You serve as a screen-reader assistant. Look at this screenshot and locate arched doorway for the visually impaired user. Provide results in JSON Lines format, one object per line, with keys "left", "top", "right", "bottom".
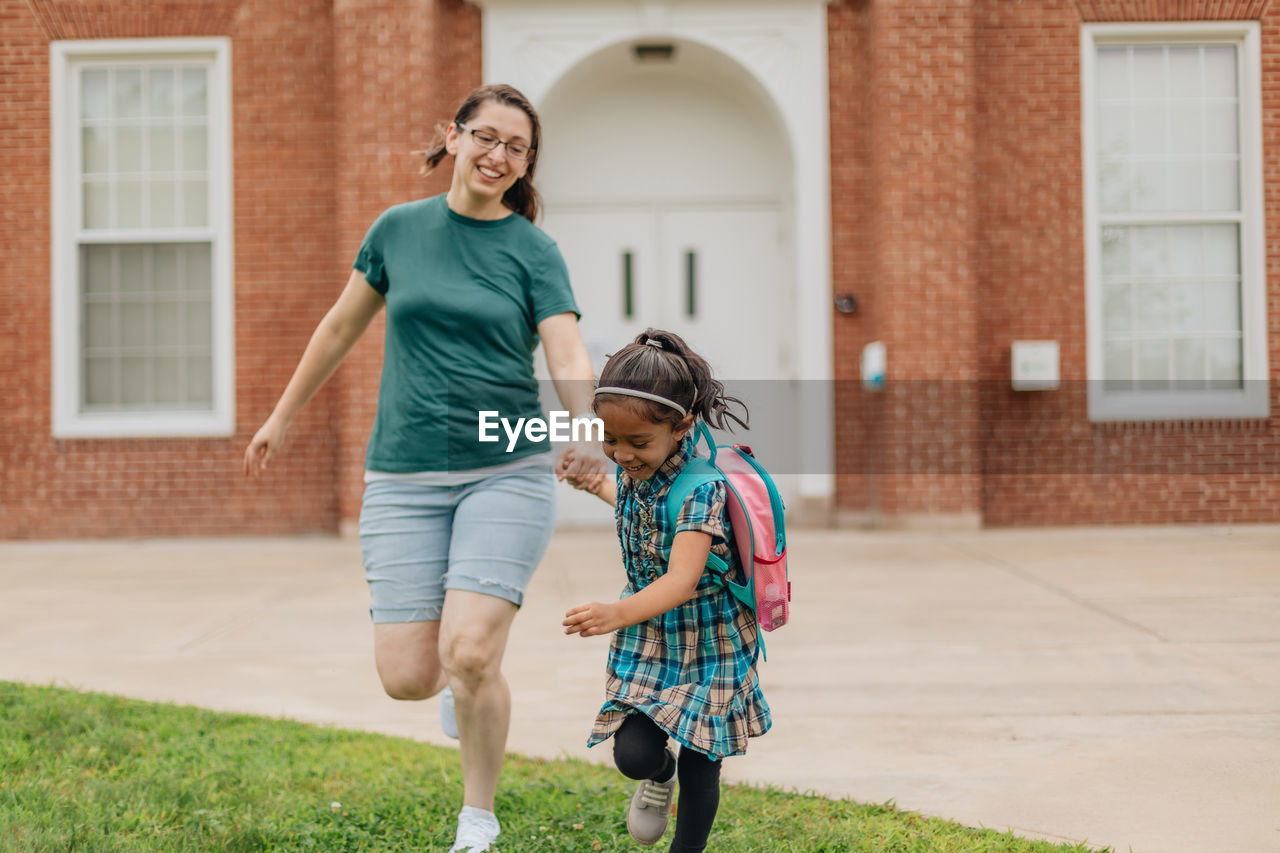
{"left": 538, "top": 39, "right": 792, "bottom": 379}
{"left": 476, "top": 0, "right": 833, "bottom": 525}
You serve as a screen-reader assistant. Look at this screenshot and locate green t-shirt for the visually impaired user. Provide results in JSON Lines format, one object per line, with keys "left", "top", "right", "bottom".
{"left": 353, "top": 194, "right": 579, "bottom": 472}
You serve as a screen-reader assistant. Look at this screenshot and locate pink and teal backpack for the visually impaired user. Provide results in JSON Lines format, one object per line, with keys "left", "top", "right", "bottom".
{"left": 662, "top": 422, "right": 790, "bottom": 648}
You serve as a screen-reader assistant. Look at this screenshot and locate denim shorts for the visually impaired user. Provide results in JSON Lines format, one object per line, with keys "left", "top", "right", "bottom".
{"left": 357, "top": 466, "right": 558, "bottom": 623}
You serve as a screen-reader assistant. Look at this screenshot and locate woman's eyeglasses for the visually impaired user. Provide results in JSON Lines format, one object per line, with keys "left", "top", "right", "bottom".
{"left": 456, "top": 122, "right": 534, "bottom": 161}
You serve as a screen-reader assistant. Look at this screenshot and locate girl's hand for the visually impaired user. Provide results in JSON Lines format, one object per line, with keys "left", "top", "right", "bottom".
{"left": 557, "top": 436, "right": 609, "bottom": 485}
{"left": 563, "top": 602, "right": 622, "bottom": 637}
{"left": 557, "top": 450, "right": 609, "bottom": 495}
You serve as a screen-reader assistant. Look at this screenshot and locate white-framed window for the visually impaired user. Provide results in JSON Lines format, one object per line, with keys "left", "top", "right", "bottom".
{"left": 51, "top": 38, "right": 233, "bottom": 437}
{"left": 1082, "top": 22, "right": 1267, "bottom": 421}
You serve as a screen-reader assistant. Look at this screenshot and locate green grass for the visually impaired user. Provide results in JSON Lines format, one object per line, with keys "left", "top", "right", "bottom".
{"left": 0, "top": 682, "right": 1108, "bottom": 852}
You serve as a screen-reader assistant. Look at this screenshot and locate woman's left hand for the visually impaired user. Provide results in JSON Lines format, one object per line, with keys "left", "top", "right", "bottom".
{"left": 563, "top": 601, "right": 622, "bottom": 637}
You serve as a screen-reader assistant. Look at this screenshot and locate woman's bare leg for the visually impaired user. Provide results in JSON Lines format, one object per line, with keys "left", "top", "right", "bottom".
{"left": 372, "top": 621, "right": 447, "bottom": 700}
{"left": 439, "top": 589, "right": 520, "bottom": 811}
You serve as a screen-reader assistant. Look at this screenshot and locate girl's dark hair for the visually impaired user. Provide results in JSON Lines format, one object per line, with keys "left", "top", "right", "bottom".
{"left": 594, "top": 328, "right": 749, "bottom": 432}
{"left": 416, "top": 84, "right": 543, "bottom": 223}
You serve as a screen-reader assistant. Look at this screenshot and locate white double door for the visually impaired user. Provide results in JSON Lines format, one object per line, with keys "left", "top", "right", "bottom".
{"left": 539, "top": 203, "right": 793, "bottom": 526}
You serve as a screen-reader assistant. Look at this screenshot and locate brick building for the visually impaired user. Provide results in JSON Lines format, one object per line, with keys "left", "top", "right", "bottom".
{"left": 1, "top": 0, "right": 1277, "bottom": 539}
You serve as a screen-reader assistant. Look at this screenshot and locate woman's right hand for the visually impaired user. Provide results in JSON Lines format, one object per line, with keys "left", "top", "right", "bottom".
{"left": 243, "top": 417, "right": 288, "bottom": 478}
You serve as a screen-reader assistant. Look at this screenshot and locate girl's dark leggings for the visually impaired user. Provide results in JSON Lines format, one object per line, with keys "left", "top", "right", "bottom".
{"left": 613, "top": 713, "right": 723, "bottom": 853}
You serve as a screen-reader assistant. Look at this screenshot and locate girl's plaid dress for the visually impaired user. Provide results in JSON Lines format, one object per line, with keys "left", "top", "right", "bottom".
{"left": 587, "top": 437, "right": 771, "bottom": 761}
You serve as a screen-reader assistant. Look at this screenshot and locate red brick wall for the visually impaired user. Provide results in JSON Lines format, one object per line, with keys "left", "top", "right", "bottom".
{"left": 1, "top": 0, "right": 338, "bottom": 539}
{"left": 0, "top": 0, "right": 479, "bottom": 538}
{"left": 973, "top": 0, "right": 1280, "bottom": 525}
{"left": 830, "top": 0, "right": 983, "bottom": 520}
{"left": 830, "top": 0, "right": 1280, "bottom": 525}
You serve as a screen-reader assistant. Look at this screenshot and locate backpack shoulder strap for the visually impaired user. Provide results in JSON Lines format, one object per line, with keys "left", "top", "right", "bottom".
{"left": 661, "top": 457, "right": 729, "bottom": 575}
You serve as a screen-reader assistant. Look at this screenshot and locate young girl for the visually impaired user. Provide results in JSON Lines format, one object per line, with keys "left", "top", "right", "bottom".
{"left": 561, "top": 329, "right": 771, "bottom": 852}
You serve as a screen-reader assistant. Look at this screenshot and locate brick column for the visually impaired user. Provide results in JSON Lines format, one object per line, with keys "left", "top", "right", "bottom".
{"left": 331, "top": 0, "right": 481, "bottom": 533}
{"left": 832, "top": 0, "right": 982, "bottom": 526}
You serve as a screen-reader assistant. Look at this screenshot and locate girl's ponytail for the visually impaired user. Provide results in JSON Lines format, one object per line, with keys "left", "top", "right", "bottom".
{"left": 595, "top": 328, "right": 749, "bottom": 432}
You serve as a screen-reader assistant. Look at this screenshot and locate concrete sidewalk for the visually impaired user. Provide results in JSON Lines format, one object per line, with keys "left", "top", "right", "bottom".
{"left": 2, "top": 525, "right": 1278, "bottom": 853}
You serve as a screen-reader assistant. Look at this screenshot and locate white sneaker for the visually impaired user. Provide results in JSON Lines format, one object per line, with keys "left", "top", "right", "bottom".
{"left": 440, "top": 685, "right": 459, "bottom": 740}
{"left": 450, "top": 806, "right": 500, "bottom": 852}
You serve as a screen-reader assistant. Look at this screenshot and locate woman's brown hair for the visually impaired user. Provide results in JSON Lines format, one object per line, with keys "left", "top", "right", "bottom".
{"left": 416, "top": 84, "right": 543, "bottom": 223}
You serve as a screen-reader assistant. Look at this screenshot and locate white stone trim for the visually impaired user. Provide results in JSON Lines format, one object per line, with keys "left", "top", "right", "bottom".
{"left": 50, "top": 37, "right": 235, "bottom": 438}
{"left": 478, "top": 0, "right": 833, "bottom": 495}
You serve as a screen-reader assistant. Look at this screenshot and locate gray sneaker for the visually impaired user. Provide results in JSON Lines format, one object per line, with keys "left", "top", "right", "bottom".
{"left": 626, "top": 773, "right": 676, "bottom": 845}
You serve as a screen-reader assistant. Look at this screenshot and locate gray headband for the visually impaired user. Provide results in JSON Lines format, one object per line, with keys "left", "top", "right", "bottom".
{"left": 593, "top": 386, "right": 687, "bottom": 417}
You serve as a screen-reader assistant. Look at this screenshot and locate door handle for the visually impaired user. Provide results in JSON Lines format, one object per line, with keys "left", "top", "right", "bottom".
{"left": 622, "top": 250, "right": 634, "bottom": 319}
{"left": 685, "top": 250, "right": 696, "bottom": 317}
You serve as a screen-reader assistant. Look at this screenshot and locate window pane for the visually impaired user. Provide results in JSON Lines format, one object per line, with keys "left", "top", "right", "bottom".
{"left": 1167, "top": 46, "right": 1202, "bottom": 97}
{"left": 1135, "top": 281, "right": 1169, "bottom": 333}
{"left": 82, "top": 245, "right": 115, "bottom": 295}
{"left": 1136, "top": 339, "right": 1170, "bottom": 382}
{"left": 1173, "top": 338, "right": 1205, "bottom": 380}
{"left": 182, "top": 180, "right": 208, "bottom": 227}
{"left": 115, "top": 69, "right": 143, "bottom": 119}
{"left": 81, "top": 69, "right": 110, "bottom": 120}
{"left": 83, "top": 180, "right": 112, "bottom": 229}
{"left": 1131, "top": 47, "right": 1165, "bottom": 99}
{"left": 1131, "top": 161, "right": 1167, "bottom": 211}
{"left": 1098, "top": 104, "right": 1130, "bottom": 157}
{"left": 1129, "top": 226, "right": 1167, "bottom": 276}
{"left": 149, "top": 181, "right": 177, "bottom": 227}
{"left": 1097, "top": 48, "right": 1130, "bottom": 98}
{"left": 1167, "top": 105, "right": 1201, "bottom": 157}
{"left": 149, "top": 126, "right": 176, "bottom": 171}
{"left": 77, "top": 242, "right": 215, "bottom": 413}
{"left": 1204, "top": 282, "right": 1241, "bottom": 332}
{"left": 181, "top": 68, "right": 207, "bottom": 117}
{"left": 84, "top": 302, "right": 115, "bottom": 350}
{"left": 153, "top": 245, "right": 180, "bottom": 291}
{"left": 1104, "top": 340, "right": 1134, "bottom": 383}
{"left": 119, "top": 301, "right": 148, "bottom": 347}
{"left": 1203, "top": 160, "right": 1240, "bottom": 211}
{"left": 181, "top": 126, "right": 208, "bottom": 172}
{"left": 185, "top": 244, "right": 212, "bottom": 292}
{"left": 154, "top": 301, "right": 182, "bottom": 346}
{"left": 1103, "top": 283, "right": 1132, "bottom": 333}
{"left": 115, "top": 126, "right": 143, "bottom": 173}
{"left": 116, "top": 180, "right": 144, "bottom": 228}
{"left": 148, "top": 68, "right": 176, "bottom": 118}
{"left": 1165, "top": 160, "right": 1201, "bottom": 211}
{"left": 1204, "top": 223, "right": 1240, "bottom": 274}
{"left": 1204, "top": 103, "right": 1238, "bottom": 155}
{"left": 82, "top": 127, "right": 110, "bottom": 174}
{"left": 154, "top": 357, "right": 183, "bottom": 404}
{"left": 1101, "top": 227, "right": 1130, "bottom": 275}
{"left": 1203, "top": 45, "right": 1237, "bottom": 96}
{"left": 1206, "top": 338, "right": 1242, "bottom": 383}
{"left": 1168, "top": 280, "right": 1201, "bottom": 332}
{"left": 117, "top": 246, "right": 147, "bottom": 294}
{"left": 186, "top": 356, "right": 213, "bottom": 405}
{"left": 1098, "top": 160, "right": 1129, "bottom": 212}
{"left": 185, "top": 301, "right": 212, "bottom": 348}
{"left": 84, "top": 357, "right": 116, "bottom": 406}
{"left": 120, "top": 357, "right": 148, "bottom": 404}
{"left": 1132, "top": 104, "right": 1165, "bottom": 157}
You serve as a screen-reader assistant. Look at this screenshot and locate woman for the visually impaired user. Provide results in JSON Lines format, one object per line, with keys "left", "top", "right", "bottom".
{"left": 244, "top": 84, "right": 605, "bottom": 853}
